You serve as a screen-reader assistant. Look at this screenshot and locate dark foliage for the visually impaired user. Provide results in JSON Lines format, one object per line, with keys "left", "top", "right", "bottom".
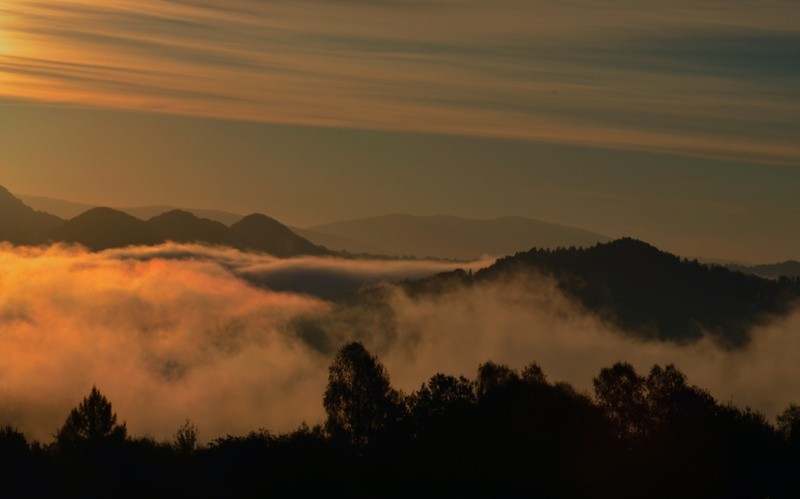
{"left": 323, "top": 341, "right": 405, "bottom": 448}
{"left": 4, "top": 346, "right": 800, "bottom": 497}
{"left": 506, "top": 239, "right": 797, "bottom": 346}
{"left": 450, "top": 238, "right": 799, "bottom": 347}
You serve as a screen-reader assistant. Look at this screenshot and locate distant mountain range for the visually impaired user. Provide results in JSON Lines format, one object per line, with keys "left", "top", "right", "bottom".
{"left": 726, "top": 261, "right": 800, "bottom": 280}
{"left": 0, "top": 188, "right": 64, "bottom": 245}
{"left": 301, "top": 214, "right": 612, "bottom": 259}
{"left": 1, "top": 187, "right": 330, "bottom": 257}
{"left": 6, "top": 185, "right": 800, "bottom": 348}
{"left": 19, "top": 193, "right": 614, "bottom": 259}
{"left": 18, "top": 194, "right": 244, "bottom": 226}
{"left": 12, "top": 190, "right": 799, "bottom": 273}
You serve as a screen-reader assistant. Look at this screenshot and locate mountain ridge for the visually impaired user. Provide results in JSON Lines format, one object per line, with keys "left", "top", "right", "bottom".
{"left": 398, "top": 237, "right": 800, "bottom": 348}
{"left": 1, "top": 188, "right": 330, "bottom": 257}
{"left": 308, "top": 213, "right": 612, "bottom": 259}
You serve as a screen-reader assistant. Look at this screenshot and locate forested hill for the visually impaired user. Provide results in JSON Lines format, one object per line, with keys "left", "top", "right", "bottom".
{"left": 404, "top": 238, "right": 800, "bottom": 348}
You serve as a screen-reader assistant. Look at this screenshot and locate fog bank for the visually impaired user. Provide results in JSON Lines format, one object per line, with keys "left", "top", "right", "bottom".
{"left": 1, "top": 243, "right": 798, "bottom": 443}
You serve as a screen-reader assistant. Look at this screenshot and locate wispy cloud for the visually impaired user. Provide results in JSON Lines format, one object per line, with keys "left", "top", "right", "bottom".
{"left": 0, "top": 0, "right": 797, "bottom": 163}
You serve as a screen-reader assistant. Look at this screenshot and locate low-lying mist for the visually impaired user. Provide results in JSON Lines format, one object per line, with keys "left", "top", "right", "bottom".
{"left": 0, "top": 242, "right": 798, "bottom": 443}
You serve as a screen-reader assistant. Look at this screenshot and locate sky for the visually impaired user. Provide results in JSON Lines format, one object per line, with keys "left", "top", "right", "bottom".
{"left": 1, "top": 0, "right": 799, "bottom": 262}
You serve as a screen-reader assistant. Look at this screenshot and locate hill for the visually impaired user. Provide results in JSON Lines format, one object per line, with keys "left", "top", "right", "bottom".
{"left": 17, "top": 193, "right": 244, "bottom": 226}
{"left": 307, "top": 214, "right": 611, "bottom": 259}
{"left": 16, "top": 194, "right": 95, "bottom": 220}
{"left": 394, "top": 238, "right": 800, "bottom": 348}
{"left": 48, "top": 207, "right": 162, "bottom": 250}
{"left": 231, "top": 214, "right": 330, "bottom": 258}
{"left": 2, "top": 187, "right": 330, "bottom": 257}
{"left": 322, "top": 238, "right": 800, "bottom": 349}
{"left": 147, "top": 210, "right": 242, "bottom": 248}
{"left": 0, "top": 186, "right": 65, "bottom": 245}
{"left": 124, "top": 206, "right": 243, "bottom": 226}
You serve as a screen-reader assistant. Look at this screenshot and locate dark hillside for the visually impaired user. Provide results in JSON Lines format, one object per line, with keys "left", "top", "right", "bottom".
{"left": 473, "top": 238, "right": 800, "bottom": 346}
{"left": 147, "top": 210, "right": 242, "bottom": 247}
{"left": 48, "top": 207, "right": 161, "bottom": 250}
{"left": 0, "top": 186, "right": 63, "bottom": 245}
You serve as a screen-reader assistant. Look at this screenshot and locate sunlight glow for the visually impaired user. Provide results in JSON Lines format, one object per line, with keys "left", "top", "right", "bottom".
{"left": 0, "top": 0, "right": 797, "bottom": 164}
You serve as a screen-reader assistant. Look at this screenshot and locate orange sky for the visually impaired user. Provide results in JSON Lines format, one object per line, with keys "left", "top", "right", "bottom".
{"left": 1, "top": 0, "right": 799, "bottom": 262}
{"left": 1, "top": 0, "right": 798, "bottom": 163}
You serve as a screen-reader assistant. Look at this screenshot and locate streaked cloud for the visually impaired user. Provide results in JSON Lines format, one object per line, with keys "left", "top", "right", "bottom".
{"left": 0, "top": 0, "right": 797, "bottom": 163}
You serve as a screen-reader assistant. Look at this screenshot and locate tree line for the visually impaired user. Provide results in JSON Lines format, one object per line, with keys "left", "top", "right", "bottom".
{"left": 3, "top": 342, "right": 800, "bottom": 497}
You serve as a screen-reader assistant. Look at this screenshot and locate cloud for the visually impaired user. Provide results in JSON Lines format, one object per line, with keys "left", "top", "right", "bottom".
{"left": 358, "top": 277, "right": 800, "bottom": 424}
{"left": 105, "top": 243, "right": 494, "bottom": 299}
{"left": 0, "top": 243, "right": 488, "bottom": 442}
{"left": 1, "top": 242, "right": 799, "bottom": 445}
{"left": 0, "top": 0, "right": 798, "bottom": 163}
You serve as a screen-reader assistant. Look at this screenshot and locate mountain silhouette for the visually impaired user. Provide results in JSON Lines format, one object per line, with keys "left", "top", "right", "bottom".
{"left": 306, "top": 214, "right": 611, "bottom": 259}
{"left": 231, "top": 214, "right": 330, "bottom": 258}
{"left": 292, "top": 226, "right": 390, "bottom": 255}
{"left": 126, "top": 206, "right": 243, "bottom": 226}
{"left": 16, "top": 194, "right": 95, "bottom": 220}
{"left": 0, "top": 186, "right": 65, "bottom": 245}
{"left": 48, "top": 207, "right": 162, "bottom": 250}
{"left": 1, "top": 187, "right": 330, "bottom": 257}
{"left": 147, "top": 210, "right": 241, "bottom": 248}
{"left": 18, "top": 193, "right": 245, "bottom": 226}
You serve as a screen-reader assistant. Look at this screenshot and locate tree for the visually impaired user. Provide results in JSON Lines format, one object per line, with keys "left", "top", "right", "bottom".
{"left": 323, "top": 342, "right": 402, "bottom": 447}
{"left": 474, "top": 361, "right": 520, "bottom": 401}
{"left": 55, "top": 386, "right": 127, "bottom": 451}
{"left": 409, "top": 373, "right": 475, "bottom": 436}
{"left": 412, "top": 373, "right": 475, "bottom": 417}
{"left": 778, "top": 404, "right": 800, "bottom": 446}
{"left": 521, "top": 362, "right": 547, "bottom": 385}
{"left": 645, "top": 363, "right": 715, "bottom": 429}
{"left": 593, "top": 362, "right": 647, "bottom": 441}
{"left": 173, "top": 419, "right": 199, "bottom": 454}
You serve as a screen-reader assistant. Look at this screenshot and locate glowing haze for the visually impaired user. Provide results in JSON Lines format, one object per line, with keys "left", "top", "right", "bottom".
{"left": 1, "top": 0, "right": 799, "bottom": 448}
{"left": 1, "top": 243, "right": 799, "bottom": 443}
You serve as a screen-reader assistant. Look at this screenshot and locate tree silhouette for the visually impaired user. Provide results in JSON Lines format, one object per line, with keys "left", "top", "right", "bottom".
{"left": 593, "top": 362, "right": 648, "bottom": 441}
{"left": 474, "top": 361, "right": 520, "bottom": 401}
{"left": 173, "top": 419, "right": 199, "bottom": 454}
{"left": 323, "top": 342, "right": 402, "bottom": 447}
{"left": 778, "top": 404, "right": 800, "bottom": 444}
{"left": 55, "top": 386, "right": 127, "bottom": 451}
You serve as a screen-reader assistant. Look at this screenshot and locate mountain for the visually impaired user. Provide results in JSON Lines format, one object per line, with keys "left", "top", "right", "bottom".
{"left": 48, "top": 207, "right": 162, "bottom": 250}
{"left": 123, "top": 206, "right": 243, "bottom": 226}
{"left": 17, "top": 194, "right": 95, "bottom": 220}
{"left": 726, "top": 261, "right": 800, "bottom": 280}
{"left": 0, "top": 186, "right": 65, "bottom": 244}
{"left": 47, "top": 208, "right": 332, "bottom": 256}
{"left": 147, "top": 210, "right": 242, "bottom": 247}
{"left": 307, "top": 214, "right": 611, "bottom": 259}
{"left": 2, "top": 187, "right": 330, "bottom": 257}
{"left": 291, "top": 227, "right": 390, "bottom": 256}
{"left": 18, "top": 193, "right": 244, "bottom": 226}
{"left": 400, "top": 238, "right": 800, "bottom": 348}
{"left": 231, "top": 214, "right": 330, "bottom": 258}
